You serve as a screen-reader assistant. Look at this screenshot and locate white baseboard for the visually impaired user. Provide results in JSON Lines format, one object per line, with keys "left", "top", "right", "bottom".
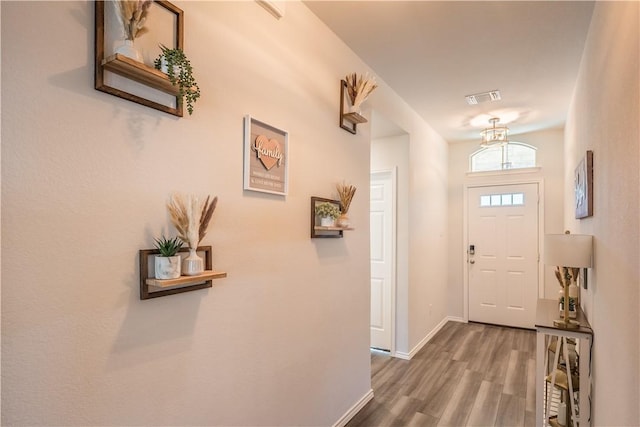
{"left": 394, "top": 350, "right": 412, "bottom": 360}
{"left": 394, "top": 316, "right": 455, "bottom": 360}
{"left": 447, "top": 315, "right": 467, "bottom": 323}
{"left": 332, "top": 389, "right": 374, "bottom": 427}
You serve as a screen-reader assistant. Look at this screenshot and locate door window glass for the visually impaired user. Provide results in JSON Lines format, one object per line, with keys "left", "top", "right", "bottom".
{"left": 479, "top": 192, "right": 525, "bottom": 207}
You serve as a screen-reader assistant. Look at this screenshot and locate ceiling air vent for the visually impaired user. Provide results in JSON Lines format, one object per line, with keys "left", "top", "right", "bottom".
{"left": 465, "top": 90, "right": 501, "bottom": 105}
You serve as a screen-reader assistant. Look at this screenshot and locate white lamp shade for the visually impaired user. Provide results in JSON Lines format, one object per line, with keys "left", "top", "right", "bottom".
{"left": 544, "top": 234, "right": 593, "bottom": 268}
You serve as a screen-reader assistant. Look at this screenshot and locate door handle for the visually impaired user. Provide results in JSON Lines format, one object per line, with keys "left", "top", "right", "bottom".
{"left": 469, "top": 259, "right": 475, "bottom": 264}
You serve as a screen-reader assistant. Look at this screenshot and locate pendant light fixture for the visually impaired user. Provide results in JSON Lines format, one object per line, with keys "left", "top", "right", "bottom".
{"left": 480, "top": 117, "right": 509, "bottom": 147}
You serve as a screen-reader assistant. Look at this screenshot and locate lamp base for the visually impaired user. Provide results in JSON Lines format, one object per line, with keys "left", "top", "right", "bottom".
{"left": 553, "top": 318, "right": 580, "bottom": 329}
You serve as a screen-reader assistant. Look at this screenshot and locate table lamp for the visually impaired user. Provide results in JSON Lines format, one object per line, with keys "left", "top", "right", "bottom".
{"left": 544, "top": 232, "right": 593, "bottom": 328}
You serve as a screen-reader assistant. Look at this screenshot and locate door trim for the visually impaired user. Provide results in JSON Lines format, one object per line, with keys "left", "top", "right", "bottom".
{"left": 370, "top": 169, "right": 397, "bottom": 356}
{"left": 463, "top": 178, "right": 545, "bottom": 323}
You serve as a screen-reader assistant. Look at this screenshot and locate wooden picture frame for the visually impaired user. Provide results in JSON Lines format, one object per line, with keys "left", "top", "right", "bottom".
{"left": 574, "top": 150, "right": 593, "bottom": 219}
{"left": 243, "top": 115, "right": 289, "bottom": 196}
{"left": 95, "top": 0, "right": 185, "bottom": 116}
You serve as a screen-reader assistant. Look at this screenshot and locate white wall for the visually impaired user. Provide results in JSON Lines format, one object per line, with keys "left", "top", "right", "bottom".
{"left": 447, "top": 129, "right": 565, "bottom": 318}
{"left": 1, "top": 1, "right": 450, "bottom": 425}
{"left": 371, "top": 133, "right": 409, "bottom": 353}
{"left": 367, "top": 98, "right": 449, "bottom": 355}
{"left": 565, "top": 2, "right": 639, "bottom": 424}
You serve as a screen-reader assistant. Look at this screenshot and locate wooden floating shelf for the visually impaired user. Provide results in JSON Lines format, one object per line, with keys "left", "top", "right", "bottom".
{"left": 146, "top": 270, "right": 227, "bottom": 288}
{"left": 342, "top": 112, "right": 368, "bottom": 124}
{"left": 314, "top": 226, "right": 355, "bottom": 231}
{"left": 102, "top": 53, "right": 179, "bottom": 96}
{"left": 139, "top": 246, "right": 226, "bottom": 300}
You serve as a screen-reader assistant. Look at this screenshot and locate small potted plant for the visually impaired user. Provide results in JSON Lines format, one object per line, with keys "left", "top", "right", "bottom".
{"left": 153, "top": 236, "right": 183, "bottom": 279}
{"left": 315, "top": 202, "right": 340, "bottom": 227}
{"left": 154, "top": 44, "right": 201, "bottom": 115}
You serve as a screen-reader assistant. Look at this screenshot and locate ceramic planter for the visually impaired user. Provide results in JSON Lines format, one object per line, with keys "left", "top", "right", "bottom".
{"left": 155, "top": 255, "right": 181, "bottom": 279}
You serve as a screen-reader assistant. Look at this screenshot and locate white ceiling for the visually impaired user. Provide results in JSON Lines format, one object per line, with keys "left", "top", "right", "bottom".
{"left": 304, "top": 1, "right": 595, "bottom": 142}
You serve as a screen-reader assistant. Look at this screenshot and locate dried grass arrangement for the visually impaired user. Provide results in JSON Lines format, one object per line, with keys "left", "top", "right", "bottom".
{"left": 167, "top": 193, "right": 218, "bottom": 249}
{"left": 336, "top": 182, "right": 356, "bottom": 214}
{"left": 115, "top": 0, "right": 152, "bottom": 41}
{"left": 554, "top": 266, "right": 579, "bottom": 289}
{"left": 345, "top": 73, "right": 378, "bottom": 110}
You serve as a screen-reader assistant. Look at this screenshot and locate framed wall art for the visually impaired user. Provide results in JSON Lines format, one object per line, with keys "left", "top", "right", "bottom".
{"left": 243, "top": 116, "right": 289, "bottom": 196}
{"left": 574, "top": 150, "right": 593, "bottom": 219}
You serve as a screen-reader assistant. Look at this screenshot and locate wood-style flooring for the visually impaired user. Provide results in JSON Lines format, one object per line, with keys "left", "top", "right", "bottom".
{"left": 347, "top": 321, "right": 536, "bottom": 427}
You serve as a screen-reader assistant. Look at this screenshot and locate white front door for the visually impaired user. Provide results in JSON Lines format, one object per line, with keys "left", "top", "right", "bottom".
{"left": 370, "top": 171, "right": 394, "bottom": 351}
{"left": 468, "top": 183, "right": 539, "bottom": 329}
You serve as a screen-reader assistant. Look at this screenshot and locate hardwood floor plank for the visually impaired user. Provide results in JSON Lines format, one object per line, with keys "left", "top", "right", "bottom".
{"left": 513, "top": 328, "right": 536, "bottom": 353}
{"left": 467, "top": 325, "right": 501, "bottom": 373}
{"left": 465, "top": 380, "right": 503, "bottom": 427}
{"left": 405, "top": 356, "right": 450, "bottom": 400}
{"left": 495, "top": 393, "right": 526, "bottom": 427}
{"left": 452, "top": 329, "right": 483, "bottom": 362}
{"left": 525, "top": 357, "right": 536, "bottom": 413}
{"left": 429, "top": 322, "right": 469, "bottom": 353}
{"left": 389, "top": 395, "right": 425, "bottom": 427}
{"left": 347, "top": 395, "right": 397, "bottom": 427}
{"left": 437, "top": 369, "right": 484, "bottom": 426}
{"left": 349, "top": 322, "right": 536, "bottom": 427}
{"left": 525, "top": 410, "right": 536, "bottom": 426}
{"left": 414, "top": 340, "right": 449, "bottom": 361}
{"left": 418, "top": 360, "right": 468, "bottom": 418}
{"left": 407, "top": 411, "right": 439, "bottom": 427}
{"left": 503, "top": 350, "right": 529, "bottom": 397}
{"left": 483, "top": 327, "right": 514, "bottom": 385}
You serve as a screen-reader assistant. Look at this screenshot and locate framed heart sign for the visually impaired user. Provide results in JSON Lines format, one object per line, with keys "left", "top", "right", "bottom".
{"left": 243, "top": 115, "right": 289, "bottom": 196}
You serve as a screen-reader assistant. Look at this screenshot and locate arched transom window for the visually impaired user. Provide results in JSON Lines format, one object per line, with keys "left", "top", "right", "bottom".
{"left": 470, "top": 142, "right": 537, "bottom": 172}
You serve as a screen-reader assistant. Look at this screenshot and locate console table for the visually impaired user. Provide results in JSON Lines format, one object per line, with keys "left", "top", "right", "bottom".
{"left": 535, "top": 299, "right": 593, "bottom": 427}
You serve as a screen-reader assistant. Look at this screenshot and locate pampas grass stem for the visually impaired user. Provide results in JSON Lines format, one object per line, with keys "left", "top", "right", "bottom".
{"left": 336, "top": 182, "right": 356, "bottom": 214}
{"left": 167, "top": 193, "right": 218, "bottom": 249}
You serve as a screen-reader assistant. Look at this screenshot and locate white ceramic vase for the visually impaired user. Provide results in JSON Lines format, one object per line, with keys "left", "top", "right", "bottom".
{"left": 115, "top": 39, "right": 142, "bottom": 62}
{"left": 182, "top": 248, "right": 204, "bottom": 276}
{"left": 155, "top": 255, "right": 181, "bottom": 279}
{"left": 348, "top": 104, "right": 362, "bottom": 115}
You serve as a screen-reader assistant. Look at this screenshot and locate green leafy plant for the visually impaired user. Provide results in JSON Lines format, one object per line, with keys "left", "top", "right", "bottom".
{"left": 315, "top": 202, "right": 340, "bottom": 219}
{"left": 153, "top": 236, "right": 183, "bottom": 257}
{"left": 154, "top": 44, "right": 201, "bottom": 115}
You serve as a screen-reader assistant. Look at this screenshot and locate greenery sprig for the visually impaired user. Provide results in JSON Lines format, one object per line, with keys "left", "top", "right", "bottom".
{"left": 154, "top": 44, "right": 201, "bottom": 115}
{"left": 315, "top": 202, "right": 340, "bottom": 220}
{"left": 153, "top": 236, "right": 183, "bottom": 257}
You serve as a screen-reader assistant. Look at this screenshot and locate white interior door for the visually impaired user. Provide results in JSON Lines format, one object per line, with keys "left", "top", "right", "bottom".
{"left": 370, "top": 171, "right": 394, "bottom": 351}
{"left": 468, "top": 183, "right": 539, "bottom": 329}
